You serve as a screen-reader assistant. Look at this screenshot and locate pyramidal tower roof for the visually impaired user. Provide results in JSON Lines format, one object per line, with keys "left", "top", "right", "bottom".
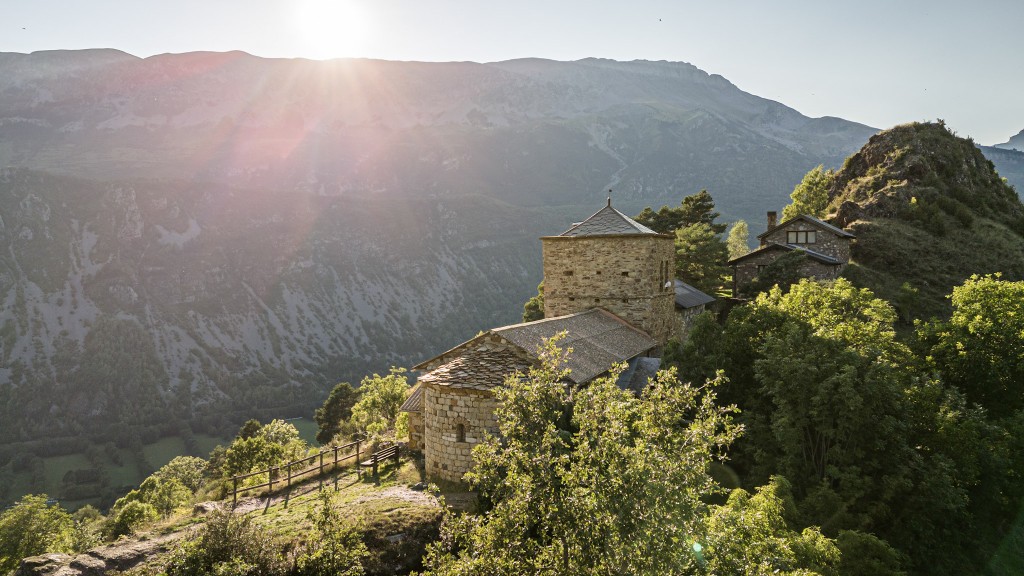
{"left": 558, "top": 199, "right": 662, "bottom": 237}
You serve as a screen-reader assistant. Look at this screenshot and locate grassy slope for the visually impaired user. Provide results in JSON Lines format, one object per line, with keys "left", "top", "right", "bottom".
{"left": 827, "top": 122, "right": 1024, "bottom": 321}
{"left": 119, "top": 459, "right": 444, "bottom": 576}
{"left": 844, "top": 216, "right": 1024, "bottom": 321}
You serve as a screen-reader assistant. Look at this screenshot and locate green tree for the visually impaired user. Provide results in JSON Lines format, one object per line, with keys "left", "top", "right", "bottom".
{"left": 236, "top": 419, "right": 262, "bottom": 440}
{"left": 702, "top": 477, "right": 840, "bottom": 575}
{"left": 294, "top": 490, "right": 368, "bottom": 576}
{"left": 222, "top": 420, "right": 308, "bottom": 477}
{"left": 675, "top": 222, "right": 729, "bottom": 294}
{"left": 782, "top": 165, "right": 834, "bottom": 220}
{"left": 315, "top": 382, "right": 360, "bottom": 445}
{"left": 154, "top": 456, "right": 208, "bottom": 493}
{"left": 0, "top": 495, "right": 76, "bottom": 574}
{"left": 835, "top": 530, "right": 905, "bottom": 576}
{"left": 349, "top": 368, "right": 410, "bottom": 439}
{"left": 423, "top": 340, "right": 747, "bottom": 575}
{"left": 635, "top": 189, "right": 727, "bottom": 235}
{"left": 149, "top": 477, "right": 193, "bottom": 517}
{"left": 921, "top": 274, "right": 1024, "bottom": 418}
{"left": 727, "top": 219, "right": 750, "bottom": 259}
{"left": 522, "top": 281, "right": 544, "bottom": 322}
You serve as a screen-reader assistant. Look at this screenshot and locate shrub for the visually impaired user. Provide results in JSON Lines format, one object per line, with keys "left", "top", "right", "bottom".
{"left": 0, "top": 495, "right": 76, "bottom": 574}
{"left": 294, "top": 490, "right": 367, "bottom": 576}
{"left": 108, "top": 501, "right": 159, "bottom": 538}
{"left": 164, "top": 510, "right": 287, "bottom": 576}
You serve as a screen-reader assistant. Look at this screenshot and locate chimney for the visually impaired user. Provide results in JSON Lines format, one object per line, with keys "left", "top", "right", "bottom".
{"left": 767, "top": 211, "right": 777, "bottom": 230}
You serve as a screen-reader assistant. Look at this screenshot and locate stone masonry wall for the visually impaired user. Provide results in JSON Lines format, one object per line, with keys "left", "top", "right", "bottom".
{"left": 423, "top": 385, "right": 499, "bottom": 483}
{"left": 733, "top": 249, "right": 841, "bottom": 296}
{"left": 675, "top": 305, "right": 706, "bottom": 342}
{"left": 761, "top": 220, "right": 851, "bottom": 262}
{"left": 407, "top": 412, "right": 424, "bottom": 451}
{"left": 542, "top": 235, "right": 676, "bottom": 345}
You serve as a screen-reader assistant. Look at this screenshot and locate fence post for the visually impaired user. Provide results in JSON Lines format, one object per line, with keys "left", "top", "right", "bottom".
{"left": 356, "top": 441, "right": 361, "bottom": 478}
{"left": 232, "top": 476, "right": 238, "bottom": 508}
{"left": 333, "top": 445, "right": 339, "bottom": 470}
{"left": 393, "top": 444, "right": 400, "bottom": 468}
{"left": 287, "top": 463, "right": 292, "bottom": 490}
{"left": 372, "top": 453, "right": 379, "bottom": 477}
{"left": 268, "top": 467, "right": 274, "bottom": 494}
{"left": 319, "top": 451, "right": 325, "bottom": 476}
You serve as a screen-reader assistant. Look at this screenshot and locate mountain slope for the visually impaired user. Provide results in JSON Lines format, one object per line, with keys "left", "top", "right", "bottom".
{"left": 0, "top": 167, "right": 564, "bottom": 442}
{"left": 994, "top": 128, "right": 1024, "bottom": 151}
{"left": 828, "top": 122, "right": 1024, "bottom": 320}
{"left": 2, "top": 52, "right": 1021, "bottom": 448}
{"left": 0, "top": 51, "right": 878, "bottom": 226}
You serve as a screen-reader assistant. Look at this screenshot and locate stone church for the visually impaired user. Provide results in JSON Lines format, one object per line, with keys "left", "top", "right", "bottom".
{"left": 402, "top": 200, "right": 712, "bottom": 482}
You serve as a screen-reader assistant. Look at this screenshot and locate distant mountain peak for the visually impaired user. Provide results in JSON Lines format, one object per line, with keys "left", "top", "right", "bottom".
{"left": 994, "top": 128, "right": 1024, "bottom": 151}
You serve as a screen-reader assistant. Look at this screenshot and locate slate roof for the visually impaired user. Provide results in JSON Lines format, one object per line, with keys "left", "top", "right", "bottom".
{"left": 493, "top": 309, "right": 657, "bottom": 384}
{"left": 416, "top": 345, "right": 533, "bottom": 392}
{"left": 400, "top": 384, "right": 423, "bottom": 412}
{"left": 728, "top": 242, "right": 843, "bottom": 266}
{"left": 674, "top": 279, "right": 715, "bottom": 309}
{"left": 557, "top": 200, "right": 663, "bottom": 237}
{"left": 614, "top": 356, "right": 662, "bottom": 395}
{"left": 758, "top": 214, "right": 856, "bottom": 240}
{"left": 412, "top": 308, "right": 659, "bottom": 396}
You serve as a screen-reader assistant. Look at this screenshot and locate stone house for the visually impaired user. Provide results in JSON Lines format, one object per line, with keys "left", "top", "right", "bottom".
{"left": 729, "top": 211, "right": 855, "bottom": 295}
{"left": 674, "top": 279, "right": 715, "bottom": 340}
{"left": 402, "top": 200, "right": 708, "bottom": 483}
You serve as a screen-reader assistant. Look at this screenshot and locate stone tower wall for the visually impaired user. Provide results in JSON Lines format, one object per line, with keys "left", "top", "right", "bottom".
{"left": 541, "top": 235, "right": 676, "bottom": 345}
{"left": 422, "top": 385, "right": 499, "bottom": 483}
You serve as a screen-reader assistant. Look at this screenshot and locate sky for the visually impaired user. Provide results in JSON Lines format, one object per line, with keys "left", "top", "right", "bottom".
{"left": 2, "top": 0, "right": 1021, "bottom": 145}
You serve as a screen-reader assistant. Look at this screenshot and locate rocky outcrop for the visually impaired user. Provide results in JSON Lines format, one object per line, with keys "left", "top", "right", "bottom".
{"left": 17, "top": 534, "right": 180, "bottom": 576}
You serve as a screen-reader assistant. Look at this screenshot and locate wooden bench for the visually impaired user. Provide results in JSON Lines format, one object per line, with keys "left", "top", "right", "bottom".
{"left": 359, "top": 444, "right": 400, "bottom": 476}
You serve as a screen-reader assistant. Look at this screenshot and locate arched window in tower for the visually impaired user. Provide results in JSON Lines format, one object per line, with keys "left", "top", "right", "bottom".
{"left": 455, "top": 423, "right": 466, "bottom": 443}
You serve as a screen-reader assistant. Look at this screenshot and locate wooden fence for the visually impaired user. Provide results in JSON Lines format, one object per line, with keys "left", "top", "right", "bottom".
{"left": 229, "top": 440, "right": 401, "bottom": 507}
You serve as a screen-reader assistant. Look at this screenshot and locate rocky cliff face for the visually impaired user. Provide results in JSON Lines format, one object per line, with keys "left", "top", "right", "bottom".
{"left": 0, "top": 167, "right": 556, "bottom": 440}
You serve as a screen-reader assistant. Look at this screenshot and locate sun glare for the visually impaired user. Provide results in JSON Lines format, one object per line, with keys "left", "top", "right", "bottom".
{"left": 292, "top": 0, "right": 372, "bottom": 59}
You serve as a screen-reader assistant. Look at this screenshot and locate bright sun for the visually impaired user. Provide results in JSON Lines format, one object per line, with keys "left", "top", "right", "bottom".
{"left": 293, "top": 0, "right": 372, "bottom": 59}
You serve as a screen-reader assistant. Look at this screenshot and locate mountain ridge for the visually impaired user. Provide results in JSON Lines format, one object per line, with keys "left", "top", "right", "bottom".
{"left": 1, "top": 51, "right": 1022, "bottom": 451}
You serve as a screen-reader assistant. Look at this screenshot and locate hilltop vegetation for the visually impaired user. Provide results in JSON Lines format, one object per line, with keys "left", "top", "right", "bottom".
{"left": 824, "top": 122, "right": 1024, "bottom": 319}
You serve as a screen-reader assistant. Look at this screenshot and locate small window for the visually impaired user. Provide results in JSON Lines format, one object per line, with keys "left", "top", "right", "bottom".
{"left": 564, "top": 270, "right": 574, "bottom": 276}
{"left": 786, "top": 230, "right": 817, "bottom": 244}
{"left": 455, "top": 423, "right": 466, "bottom": 443}
{"left": 621, "top": 271, "right": 629, "bottom": 277}
{"left": 757, "top": 264, "right": 767, "bottom": 274}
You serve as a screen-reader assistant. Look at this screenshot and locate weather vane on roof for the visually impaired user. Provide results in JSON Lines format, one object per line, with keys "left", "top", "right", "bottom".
{"left": 607, "top": 188, "right": 612, "bottom": 207}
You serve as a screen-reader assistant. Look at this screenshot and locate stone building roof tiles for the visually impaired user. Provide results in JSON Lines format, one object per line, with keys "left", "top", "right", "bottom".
{"left": 728, "top": 242, "right": 843, "bottom": 266}
{"left": 556, "top": 200, "right": 662, "bottom": 237}
{"left": 400, "top": 384, "right": 423, "bottom": 412}
{"left": 411, "top": 308, "right": 659, "bottom": 399}
{"left": 416, "top": 345, "right": 532, "bottom": 392}
{"left": 758, "top": 214, "right": 856, "bottom": 240}
{"left": 493, "top": 308, "right": 657, "bottom": 384}
{"left": 674, "top": 279, "right": 715, "bottom": 309}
